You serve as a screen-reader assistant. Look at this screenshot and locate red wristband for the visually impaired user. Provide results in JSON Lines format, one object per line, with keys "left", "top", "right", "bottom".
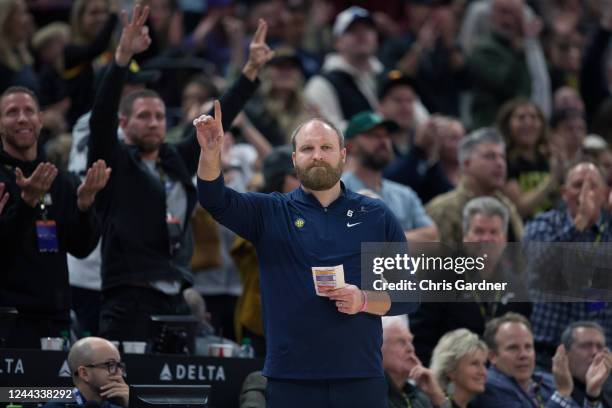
{"left": 359, "top": 290, "right": 368, "bottom": 313}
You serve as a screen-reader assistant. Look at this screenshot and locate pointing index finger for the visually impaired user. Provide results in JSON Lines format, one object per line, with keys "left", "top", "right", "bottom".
{"left": 252, "top": 19, "right": 267, "bottom": 45}
{"left": 214, "top": 100, "right": 222, "bottom": 125}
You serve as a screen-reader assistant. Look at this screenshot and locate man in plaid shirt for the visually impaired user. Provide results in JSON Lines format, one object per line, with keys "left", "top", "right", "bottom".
{"left": 523, "top": 162, "right": 612, "bottom": 370}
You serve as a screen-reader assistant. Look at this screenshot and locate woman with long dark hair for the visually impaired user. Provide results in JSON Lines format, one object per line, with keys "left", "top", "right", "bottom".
{"left": 497, "top": 98, "right": 562, "bottom": 219}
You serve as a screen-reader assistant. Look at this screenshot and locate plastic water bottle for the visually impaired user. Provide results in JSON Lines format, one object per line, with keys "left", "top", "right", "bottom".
{"left": 60, "top": 330, "right": 71, "bottom": 351}
{"left": 239, "top": 337, "right": 255, "bottom": 358}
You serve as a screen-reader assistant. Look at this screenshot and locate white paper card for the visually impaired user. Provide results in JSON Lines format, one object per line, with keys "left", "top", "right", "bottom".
{"left": 312, "top": 264, "right": 346, "bottom": 295}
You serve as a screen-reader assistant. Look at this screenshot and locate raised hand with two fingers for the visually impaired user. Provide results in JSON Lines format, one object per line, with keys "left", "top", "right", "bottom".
{"left": 242, "top": 19, "right": 275, "bottom": 80}
{"left": 115, "top": 4, "right": 152, "bottom": 66}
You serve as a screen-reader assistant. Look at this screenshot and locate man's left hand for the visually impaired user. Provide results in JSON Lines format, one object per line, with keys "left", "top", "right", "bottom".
{"left": 77, "top": 160, "right": 112, "bottom": 211}
{"left": 100, "top": 374, "right": 129, "bottom": 408}
{"left": 586, "top": 349, "right": 612, "bottom": 398}
{"left": 321, "top": 284, "right": 364, "bottom": 315}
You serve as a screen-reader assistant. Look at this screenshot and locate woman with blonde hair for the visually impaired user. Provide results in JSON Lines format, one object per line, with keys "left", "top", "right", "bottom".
{"left": 0, "top": 0, "right": 38, "bottom": 94}
{"left": 430, "top": 329, "right": 488, "bottom": 408}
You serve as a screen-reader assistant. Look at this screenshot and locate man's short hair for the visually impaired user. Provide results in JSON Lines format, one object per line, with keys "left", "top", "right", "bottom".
{"left": 119, "top": 89, "right": 163, "bottom": 118}
{"left": 483, "top": 312, "right": 531, "bottom": 352}
{"left": 565, "top": 161, "right": 607, "bottom": 186}
{"left": 381, "top": 315, "right": 408, "bottom": 341}
{"left": 457, "top": 127, "right": 505, "bottom": 168}
{"left": 290, "top": 118, "right": 345, "bottom": 152}
{"left": 560, "top": 321, "right": 605, "bottom": 351}
{"left": 0, "top": 86, "right": 40, "bottom": 112}
{"left": 462, "top": 196, "right": 509, "bottom": 235}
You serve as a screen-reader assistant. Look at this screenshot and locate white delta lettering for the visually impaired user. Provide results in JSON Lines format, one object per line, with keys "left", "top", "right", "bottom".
{"left": 1, "top": 358, "right": 25, "bottom": 374}
{"left": 175, "top": 364, "right": 226, "bottom": 381}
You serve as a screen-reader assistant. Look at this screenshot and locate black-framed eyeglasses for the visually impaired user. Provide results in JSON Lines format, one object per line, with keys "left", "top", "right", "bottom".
{"left": 75, "top": 360, "right": 126, "bottom": 376}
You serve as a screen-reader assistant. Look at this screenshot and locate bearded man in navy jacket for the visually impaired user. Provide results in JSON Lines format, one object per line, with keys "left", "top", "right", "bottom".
{"left": 195, "top": 100, "right": 417, "bottom": 407}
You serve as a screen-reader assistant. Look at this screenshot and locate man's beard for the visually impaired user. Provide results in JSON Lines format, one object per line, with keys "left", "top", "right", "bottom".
{"left": 296, "top": 159, "right": 343, "bottom": 191}
{"left": 359, "top": 150, "right": 390, "bottom": 171}
{"left": 134, "top": 136, "right": 161, "bottom": 153}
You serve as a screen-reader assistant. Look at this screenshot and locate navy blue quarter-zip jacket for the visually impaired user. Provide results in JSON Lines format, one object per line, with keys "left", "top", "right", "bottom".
{"left": 198, "top": 174, "right": 417, "bottom": 379}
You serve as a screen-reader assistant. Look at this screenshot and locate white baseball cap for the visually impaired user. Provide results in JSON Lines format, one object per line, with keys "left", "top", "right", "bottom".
{"left": 332, "top": 6, "right": 375, "bottom": 37}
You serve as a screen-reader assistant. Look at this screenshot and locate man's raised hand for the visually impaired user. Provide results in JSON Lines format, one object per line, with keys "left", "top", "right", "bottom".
{"left": 242, "top": 19, "right": 275, "bottom": 80}
{"left": 115, "top": 4, "right": 151, "bottom": 66}
{"left": 77, "top": 160, "right": 112, "bottom": 211}
{"left": 194, "top": 100, "right": 224, "bottom": 154}
{"left": 552, "top": 345, "right": 573, "bottom": 397}
{"left": 195, "top": 101, "right": 225, "bottom": 180}
{"left": 585, "top": 349, "right": 612, "bottom": 398}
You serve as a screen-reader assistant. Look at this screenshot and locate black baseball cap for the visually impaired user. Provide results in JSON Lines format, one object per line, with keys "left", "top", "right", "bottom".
{"left": 378, "top": 70, "right": 418, "bottom": 100}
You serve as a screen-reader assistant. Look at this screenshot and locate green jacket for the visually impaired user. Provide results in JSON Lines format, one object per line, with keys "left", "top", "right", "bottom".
{"left": 468, "top": 33, "right": 531, "bottom": 129}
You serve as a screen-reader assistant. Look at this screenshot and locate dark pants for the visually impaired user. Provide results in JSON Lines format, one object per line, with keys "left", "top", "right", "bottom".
{"left": 4, "top": 313, "right": 69, "bottom": 349}
{"left": 203, "top": 294, "right": 237, "bottom": 340}
{"left": 266, "top": 377, "right": 387, "bottom": 408}
{"left": 99, "top": 286, "right": 189, "bottom": 342}
{"left": 71, "top": 286, "right": 101, "bottom": 336}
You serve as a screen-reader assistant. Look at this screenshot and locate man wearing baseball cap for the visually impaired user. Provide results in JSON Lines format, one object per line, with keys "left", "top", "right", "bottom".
{"left": 342, "top": 111, "right": 438, "bottom": 243}
{"left": 305, "top": 6, "right": 382, "bottom": 131}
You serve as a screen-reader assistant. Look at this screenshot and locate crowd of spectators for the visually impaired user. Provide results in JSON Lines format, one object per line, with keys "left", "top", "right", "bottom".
{"left": 2, "top": 0, "right": 612, "bottom": 405}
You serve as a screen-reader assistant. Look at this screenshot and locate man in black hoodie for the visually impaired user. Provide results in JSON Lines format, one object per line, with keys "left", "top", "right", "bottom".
{"left": 0, "top": 86, "right": 110, "bottom": 348}
{"left": 88, "top": 5, "right": 271, "bottom": 340}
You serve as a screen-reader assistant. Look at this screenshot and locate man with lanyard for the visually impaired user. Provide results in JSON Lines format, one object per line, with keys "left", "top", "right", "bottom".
{"left": 195, "top": 101, "right": 417, "bottom": 406}
{"left": 409, "top": 196, "right": 531, "bottom": 365}
{"left": 523, "top": 162, "right": 612, "bottom": 370}
{"left": 0, "top": 85, "right": 110, "bottom": 348}
{"left": 43, "top": 337, "right": 128, "bottom": 408}
{"left": 474, "top": 312, "right": 608, "bottom": 408}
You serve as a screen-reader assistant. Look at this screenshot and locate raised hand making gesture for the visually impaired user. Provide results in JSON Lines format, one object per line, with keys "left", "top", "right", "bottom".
{"left": 242, "top": 19, "right": 275, "bottom": 81}
{"left": 194, "top": 100, "right": 224, "bottom": 180}
{"left": 115, "top": 4, "right": 151, "bottom": 66}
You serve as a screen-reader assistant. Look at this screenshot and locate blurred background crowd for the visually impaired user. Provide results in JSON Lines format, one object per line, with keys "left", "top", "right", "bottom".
{"left": 3, "top": 0, "right": 612, "bottom": 405}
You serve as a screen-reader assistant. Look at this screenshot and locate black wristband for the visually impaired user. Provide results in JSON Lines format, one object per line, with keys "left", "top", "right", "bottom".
{"left": 586, "top": 393, "right": 602, "bottom": 402}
